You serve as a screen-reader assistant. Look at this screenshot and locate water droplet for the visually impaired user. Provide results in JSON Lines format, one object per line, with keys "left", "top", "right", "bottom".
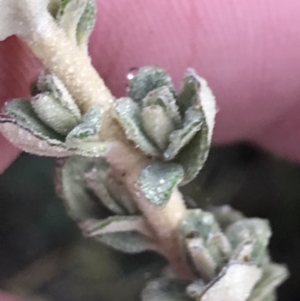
{"left": 127, "top": 67, "right": 140, "bottom": 81}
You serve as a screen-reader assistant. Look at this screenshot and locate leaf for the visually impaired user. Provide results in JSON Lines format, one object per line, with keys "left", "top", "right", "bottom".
{"left": 226, "top": 219, "right": 271, "bottom": 266}
{"left": 175, "top": 70, "right": 216, "bottom": 185}
{"left": 66, "top": 105, "right": 108, "bottom": 156}
{"left": 76, "top": 0, "right": 96, "bottom": 47}
{"left": 105, "top": 174, "right": 138, "bottom": 214}
{"left": 0, "top": 99, "right": 73, "bottom": 157}
{"left": 95, "top": 231, "right": 157, "bottom": 254}
{"left": 31, "top": 93, "right": 81, "bottom": 135}
{"left": 164, "top": 107, "right": 203, "bottom": 160}
{"left": 179, "top": 209, "right": 230, "bottom": 278}
{"left": 84, "top": 161, "right": 129, "bottom": 215}
{"left": 80, "top": 216, "right": 152, "bottom": 238}
{"left": 34, "top": 71, "right": 81, "bottom": 121}
{"left": 185, "top": 236, "right": 217, "bottom": 281}
{"left": 128, "top": 67, "right": 174, "bottom": 103}
{"left": 138, "top": 162, "right": 184, "bottom": 207}
{"left": 209, "top": 206, "right": 244, "bottom": 231}
{"left": 0, "top": 119, "right": 73, "bottom": 157}
{"left": 200, "top": 264, "right": 262, "bottom": 301}
{"left": 180, "top": 209, "right": 221, "bottom": 242}
{"left": 142, "top": 105, "right": 175, "bottom": 151}
{"left": 114, "top": 97, "right": 159, "bottom": 156}
{"left": 60, "top": 156, "right": 104, "bottom": 221}
{"left": 177, "top": 69, "right": 202, "bottom": 114}
{"left": 186, "top": 280, "right": 206, "bottom": 300}
{"left": 142, "top": 278, "right": 192, "bottom": 301}
{"left": 176, "top": 122, "right": 208, "bottom": 185}
{"left": 142, "top": 86, "right": 182, "bottom": 127}
{"left": 56, "top": 0, "right": 91, "bottom": 44}
{"left": 248, "top": 264, "right": 289, "bottom": 301}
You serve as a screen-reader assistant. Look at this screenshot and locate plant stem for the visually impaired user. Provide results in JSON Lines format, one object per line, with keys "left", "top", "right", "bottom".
{"left": 18, "top": 7, "right": 193, "bottom": 278}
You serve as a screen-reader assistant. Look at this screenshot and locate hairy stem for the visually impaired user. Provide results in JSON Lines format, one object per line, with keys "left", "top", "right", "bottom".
{"left": 20, "top": 8, "right": 112, "bottom": 113}
{"left": 18, "top": 6, "right": 192, "bottom": 278}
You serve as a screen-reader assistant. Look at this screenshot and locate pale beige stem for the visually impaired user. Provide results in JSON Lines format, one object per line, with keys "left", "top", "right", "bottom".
{"left": 19, "top": 10, "right": 112, "bottom": 113}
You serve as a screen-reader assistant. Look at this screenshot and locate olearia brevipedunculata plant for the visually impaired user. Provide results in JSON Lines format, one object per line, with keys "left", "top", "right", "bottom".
{"left": 0, "top": 1, "right": 288, "bottom": 300}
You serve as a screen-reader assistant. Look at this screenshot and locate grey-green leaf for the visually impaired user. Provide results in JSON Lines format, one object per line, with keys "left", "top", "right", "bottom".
{"left": 128, "top": 67, "right": 174, "bottom": 102}
{"left": 179, "top": 209, "right": 229, "bottom": 277}
{"left": 185, "top": 236, "right": 217, "bottom": 281}
{"left": 142, "top": 105, "right": 175, "bottom": 151}
{"left": 248, "top": 264, "right": 289, "bottom": 301}
{"left": 76, "top": 0, "right": 96, "bottom": 47}
{"left": 177, "top": 69, "right": 201, "bottom": 114}
{"left": 66, "top": 105, "right": 107, "bottom": 156}
{"left": 114, "top": 97, "right": 159, "bottom": 156}
{"left": 142, "top": 278, "right": 192, "bottom": 301}
{"left": 180, "top": 209, "right": 221, "bottom": 242}
{"left": 81, "top": 216, "right": 152, "bottom": 238}
{"left": 56, "top": 0, "right": 90, "bottom": 44}
{"left": 0, "top": 99, "right": 73, "bottom": 157}
{"left": 138, "top": 162, "right": 184, "bottom": 207}
{"left": 34, "top": 71, "right": 82, "bottom": 121}
{"left": 226, "top": 219, "right": 271, "bottom": 266}
{"left": 60, "top": 156, "right": 104, "bottom": 221}
{"left": 142, "top": 86, "right": 182, "bottom": 127}
{"left": 164, "top": 107, "right": 203, "bottom": 160}
{"left": 84, "top": 161, "right": 129, "bottom": 215}
{"left": 201, "top": 264, "right": 262, "bottom": 301}
{"left": 95, "top": 231, "right": 156, "bottom": 254}
{"left": 31, "top": 93, "right": 81, "bottom": 135}
{"left": 175, "top": 70, "right": 216, "bottom": 185}
{"left": 209, "top": 206, "right": 244, "bottom": 231}
{"left": 176, "top": 120, "right": 208, "bottom": 185}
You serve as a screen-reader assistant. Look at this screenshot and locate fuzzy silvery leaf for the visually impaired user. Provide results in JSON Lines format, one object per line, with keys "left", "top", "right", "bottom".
{"left": 128, "top": 67, "right": 174, "bottom": 102}
{"left": 95, "top": 231, "right": 157, "bottom": 254}
{"left": 34, "top": 71, "right": 82, "bottom": 121}
{"left": 60, "top": 156, "right": 104, "bottom": 221}
{"left": 31, "top": 93, "right": 81, "bottom": 135}
{"left": 209, "top": 206, "right": 244, "bottom": 231}
{"left": 138, "top": 162, "right": 184, "bottom": 207}
{"left": 105, "top": 174, "right": 138, "bottom": 214}
{"left": 76, "top": 0, "right": 96, "bottom": 46}
{"left": 85, "top": 161, "right": 126, "bottom": 215}
{"left": 186, "top": 280, "right": 206, "bottom": 300}
{"left": 200, "top": 263, "right": 262, "bottom": 301}
{"left": 185, "top": 236, "right": 217, "bottom": 281}
{"left": 114, "top": 97, "right": 159, "bottom": 156}
{"left": 226, "top": 219, "right": 271, "bottom": 266}
{"left": 142, "top": 105, "right": 175, "bottom": 151}
{"left": 81, "top": 216, "right": 152, "bottom": 238}
{"left": 142, "top": 278, "right": 192, "bottom": 301}
{"left": 176, "top": 120, "right": 208, "bottom": 185}
{"left": 180, "top": 209, "right": 221, "bottom": 242}
{"left": 85, "top": 161, "right": 135, "bottom": 215}
{"left": 179, "top": 209, "right": 230, "bottom": 278}
{"left": 176, "top": 72, "right": 216, "bottom": 185}
{"left": 177, "top": 69, "right": 202, "bottom": 114}
{"left": 248, "top": 264, "right": 289, "bottom": 301}
{"left": 142, "top": 86, "right": 182, "bottom": 127}
{"left": 66, "top": 105, "right": 108, "bottom": 156}
{"left": 205, "top": 232, "right": 232, "bottom": 269}
{"left": 164, "top": 107, "right": 203, "bottom": 161}
{"left": 56, "top": 0, "right": 96, "bottom": 46}
{"left": 0, "top": 99, "right": 74, "bottom": 157}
